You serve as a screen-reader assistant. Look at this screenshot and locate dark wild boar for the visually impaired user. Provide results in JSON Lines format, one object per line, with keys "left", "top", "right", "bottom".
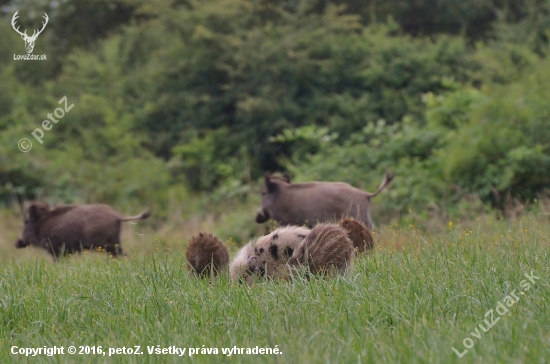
{"left": 15, "top": 202, "right": 151, "bottom": 259}
{"left": 256, "top": 172, "right": 393, "bottom": 229}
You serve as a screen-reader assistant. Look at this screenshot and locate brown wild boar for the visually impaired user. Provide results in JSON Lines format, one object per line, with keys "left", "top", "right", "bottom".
{"left": 339, "top": 217, "right": 374, "bottom": 254}
{"left": 287, "top": 223, "right": 354, "bottom": 276}
{"left": 15, "top": 202, "right": 151, "bottom": 259}
{"left": 256, "top": 172, "right": 393, "bottom": 229}
{"left": 186, "top": 232, "right": 229, "bottom": 278}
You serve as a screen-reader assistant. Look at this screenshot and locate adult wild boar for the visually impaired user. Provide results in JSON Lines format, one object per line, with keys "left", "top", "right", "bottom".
{"left": 256, "top": 172, "right": 393, "bottom": 229}
{"left": 15, "top": 202, "right": 151, "bottom": 259}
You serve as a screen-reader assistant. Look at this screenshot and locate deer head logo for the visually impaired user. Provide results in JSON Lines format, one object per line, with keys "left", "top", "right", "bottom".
{"left": 11, "top": 11, "right": 49, "bottom": 54}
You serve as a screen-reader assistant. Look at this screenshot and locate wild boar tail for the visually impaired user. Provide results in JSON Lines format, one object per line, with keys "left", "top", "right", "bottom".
{"left": 365, "top": 171, "right": 394, "bottom": 198}
{"left": 120, "top": 210, "right": 152, "bottom": 221}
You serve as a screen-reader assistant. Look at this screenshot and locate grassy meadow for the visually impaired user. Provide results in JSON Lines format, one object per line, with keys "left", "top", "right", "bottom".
{"left": 1, "top": 204, "right": 549, "bottom": 363}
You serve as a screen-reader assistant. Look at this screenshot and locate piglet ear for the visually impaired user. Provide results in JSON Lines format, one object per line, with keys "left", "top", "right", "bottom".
{"left": 247, "top": 256, "right": 257, "bottom": 269}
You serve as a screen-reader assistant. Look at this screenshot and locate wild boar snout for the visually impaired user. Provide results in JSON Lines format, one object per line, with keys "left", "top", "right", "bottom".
{"left": 256, "top": 208, "right": 269, "bottom": 223}
{"left": 15, "top": 239, "right": 28, "bottom": 248}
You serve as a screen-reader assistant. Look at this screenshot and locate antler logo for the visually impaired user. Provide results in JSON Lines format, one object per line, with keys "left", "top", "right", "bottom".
{"left": 11, "top": 11, "right": 49, "bottom": 54}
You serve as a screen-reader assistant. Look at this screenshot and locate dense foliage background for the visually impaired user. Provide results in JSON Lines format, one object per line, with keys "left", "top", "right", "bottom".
{"left": 1, "top": 0, "right": 550, "bottom": 227}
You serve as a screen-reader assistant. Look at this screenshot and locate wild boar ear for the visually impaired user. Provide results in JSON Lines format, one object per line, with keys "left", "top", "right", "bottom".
{"left": 264, "top": 174, "right": 276, "bottom": 191}
{"left": 28, "top": 204, "right": 48, "bottom": 221}
{"left": 28, "top": 205, "right": 41, "bottom": 221}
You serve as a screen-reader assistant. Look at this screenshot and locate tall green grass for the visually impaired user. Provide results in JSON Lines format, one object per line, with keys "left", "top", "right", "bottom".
{"left": 1, "top": 214, "right": 549, "bottom": 363}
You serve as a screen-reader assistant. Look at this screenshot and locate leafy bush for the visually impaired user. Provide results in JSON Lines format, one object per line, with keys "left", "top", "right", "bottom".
{"left": 441, "top": 57, "right": 550, "bottom": 202}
